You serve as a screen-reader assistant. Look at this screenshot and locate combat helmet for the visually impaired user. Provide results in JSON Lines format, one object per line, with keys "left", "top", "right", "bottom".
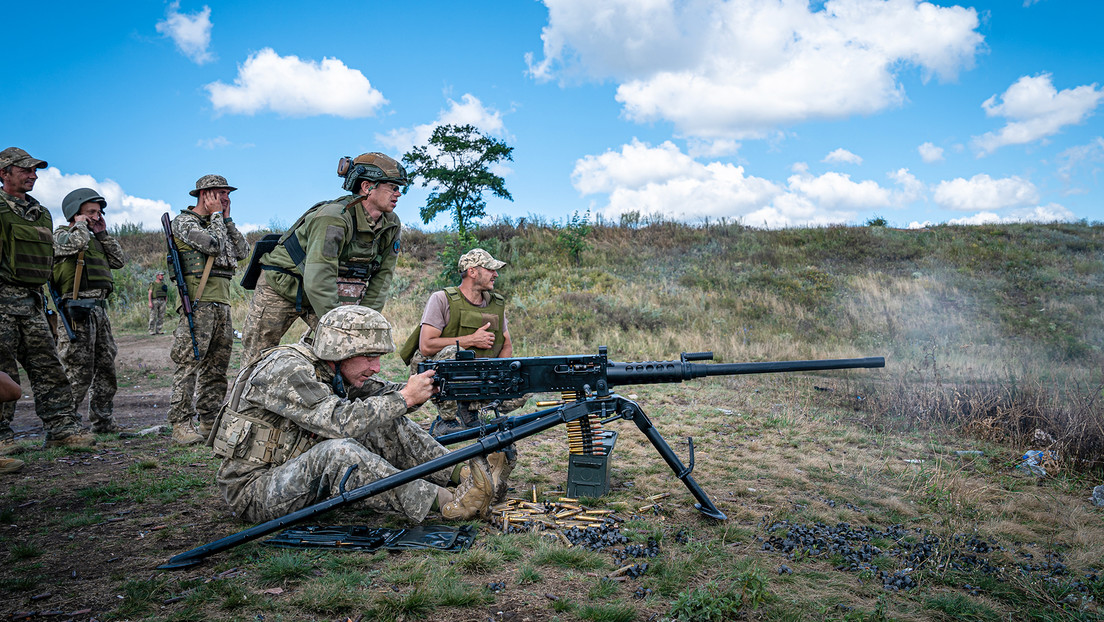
{"left": 62, "top": 188, "right": 107, "bottom": 221}
{"left": 310, "top": 305, "right": 395, "bottom": 361}
{"left": 338, "top": 152, "right": 410, "bottom": 193}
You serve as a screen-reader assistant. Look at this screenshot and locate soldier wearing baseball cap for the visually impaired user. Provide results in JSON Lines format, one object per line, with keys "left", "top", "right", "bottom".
{"left": 397, "top": 248, "right": 524, "bottom": 502}
{"left": 239, "top": 152, "right": 408, "bottom": 367}
{"left": 0, "top": 147, "right": 96, "bottom": 452}
{"left": 211, "top": 305, "right": 507, "bottom": 524}
{"left": 166, "top": 174, "right": 250, "bottom": 445}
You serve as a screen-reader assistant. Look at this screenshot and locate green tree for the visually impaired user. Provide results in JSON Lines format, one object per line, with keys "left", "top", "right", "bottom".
{"left": 402, "top": 124, "right": 513, "bottom": 235}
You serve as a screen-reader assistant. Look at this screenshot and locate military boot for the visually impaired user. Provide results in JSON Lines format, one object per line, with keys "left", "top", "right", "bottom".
{"left": 485, "top": 448, "right": 517, "bottom": 503}
{"left": 172, "top": 423, "right": 205, "bottom": 446}
{"left": 0, "top": 437, "right": 24, "bottom": 456}
{"left": 92, "top": 420, "right": 130, "bottom": 435}
{"left": 197, "top": 419, "right": 215, "bottom": 440}
{"left": 430, "top": 403, "right": 480, "bottom": 437}
{"left": 0, "top": 457, "right": 25, "bottom": 474}
{"left": 43, "top": 432, "right": 97, "bottom": 449}
{"left": 440, "top": 459, "right": 493, "bottom": 520}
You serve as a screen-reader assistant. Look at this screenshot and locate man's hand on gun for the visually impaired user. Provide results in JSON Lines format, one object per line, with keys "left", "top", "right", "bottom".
{"left": 400, "top": 369, "right": 438, "bottom": 408}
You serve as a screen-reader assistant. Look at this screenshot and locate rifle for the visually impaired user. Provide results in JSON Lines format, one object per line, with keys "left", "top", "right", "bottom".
{"left": 157, "top": 348, "right": 883, "bottom": 570}
{"left": 161, "top": 212, "right": 200, "bottom": 360}
{"left": 45, "top": 281, "right": 76, "bottom": 342}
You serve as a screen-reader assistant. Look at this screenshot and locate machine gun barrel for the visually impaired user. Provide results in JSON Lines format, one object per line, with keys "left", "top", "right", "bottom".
{"left": 608, "top": 355, "right": 885, "bottom": 388}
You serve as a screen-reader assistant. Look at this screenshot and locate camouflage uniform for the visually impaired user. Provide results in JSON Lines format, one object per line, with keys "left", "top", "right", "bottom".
{"left": 0, "top": 189, "right": 83, "bottom": 444}
{"left": 168, "top": 204, "right": 249, "bottom": 434}
{"left": 239, "top": 198, "right": 401, "bottom": 365}
{"left": 148, "top": 275, "right": 168, "bottom": 334}
{"left": 52, "top": 220, "right": 126, "bottom": 432}
{"left": 214, "top": 344, "right": 453, "bottom": 522}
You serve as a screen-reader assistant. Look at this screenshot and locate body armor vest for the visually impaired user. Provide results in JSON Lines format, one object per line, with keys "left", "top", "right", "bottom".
{"left": 151, "top": 281, "right": 168, "bottom": 299}
{"left": 441, "top": 286, "right": 507, "bottom": 358}
{"left": 51, "top": 229, "right": 114, "bottom": 296}
{"left": 0, "top": 196, "right": 53, "bottom": 287}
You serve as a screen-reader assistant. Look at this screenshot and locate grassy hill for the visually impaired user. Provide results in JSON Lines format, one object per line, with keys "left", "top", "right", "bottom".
{"left": 8, "top": 217, "right": 1098, "bottom": 621}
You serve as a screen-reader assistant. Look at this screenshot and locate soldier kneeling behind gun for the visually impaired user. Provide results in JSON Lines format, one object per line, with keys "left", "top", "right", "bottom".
{"left": 209, "top": 305, "right": 511, "bottom": 523}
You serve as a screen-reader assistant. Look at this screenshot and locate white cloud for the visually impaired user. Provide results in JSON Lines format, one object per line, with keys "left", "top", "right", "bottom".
{"left": 197, "top": 136, "right": 230, "bottom": 149}
{"left": 1056, "top": 137, "right": 1104, "bottom": 187}
{"left": 918, "top": 142, "right": 944, "bottom": 163}
{"left": 156, "top": 1, "right": 214, "bottom": 65}
{"left": 973, "top": 74, "right": 1104, "bottom": 155}
{"left": 786, "top": 169, "right": 890, "bottom": 209}
{"left": 823, "top": 148, "right": 862, "bottom": 165}
{"left": 932, "top": 174, "right": 1039, "bottom": 211}
{"left": 206, "top": 48, "right": 387, "bottom": 118}
{"left": 888, "top": 168, "right": 925, "bottom": 203}
{"left": 571, "top": 139, "right": 904, "bottom": 227}
{"left": 947, "top": 203, "right": 1074, "bottom": 225}
{"left": 529, "top": 0, "right": 984, "bottom": 139}
{"left": 377, "top": 94, "right": 507, "bottom": 157}
{"left": 33, "top": 168, "right": 173, "bottom": 231}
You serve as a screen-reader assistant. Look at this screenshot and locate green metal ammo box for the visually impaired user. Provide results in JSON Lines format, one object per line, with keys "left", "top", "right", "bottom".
{"left": 566, "top": 431, "right": 618, "bottom": 498}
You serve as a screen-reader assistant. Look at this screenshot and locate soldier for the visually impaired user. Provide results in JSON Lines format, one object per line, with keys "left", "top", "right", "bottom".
{"left": 167, "top": 175, "right": 250, "bottom": 445}
{"left": 0, "top": 372, "right": 23, "bottom": 473}
{"left": 51, "top": 188, "right": 128, "bottom": 434}
{"left": 148, "top": 271, "right": 168, "bottom": 334}
{"left": 400, "top": 248, "right": 527, "bottom": 434}
{"left": 211, "top": 306, "right": 508, "bottom": 524}
{"left": 240, "top": 152, "right": 407, "bottom": 366}
{"left": 0, "top": 147, "right": 95, "bottom": 452}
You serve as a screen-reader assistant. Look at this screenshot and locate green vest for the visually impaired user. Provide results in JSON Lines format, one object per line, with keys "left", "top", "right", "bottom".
{"left": 51, "top": 228, "right": 114, "bottom": 297}
{"left": 175, "top": 213, "right": 234, "bottom": 304}
{"left": 397, "top": 287, "right": 507, "bottom": 364}
{"left": 151, "top": 281, "right": 168, "bottom": 299}
{"left": 441, "top": 286, "right": 506, "bottom": 358}
{"left": 0, "top": 195, "right": 54, "bottom": 287}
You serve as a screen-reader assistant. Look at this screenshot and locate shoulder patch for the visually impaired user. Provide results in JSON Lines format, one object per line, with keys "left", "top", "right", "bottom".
{"left": 391, "top": 237, "right": 401, "bottom": 255}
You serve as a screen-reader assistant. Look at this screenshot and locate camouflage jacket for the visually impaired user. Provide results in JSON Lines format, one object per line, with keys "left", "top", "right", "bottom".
{"left": 215, "top": 344, "right": 417, "bottom": 500}
{"left": 170, "top": 209, "right": 249, "bottom": 304}
{"left": 52, "top": 222, "right": 126, "bottom": 299}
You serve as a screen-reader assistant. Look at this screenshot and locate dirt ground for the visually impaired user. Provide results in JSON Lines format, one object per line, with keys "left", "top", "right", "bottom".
{"left": 2, "top": 333, "right": 226, "bottom": 620}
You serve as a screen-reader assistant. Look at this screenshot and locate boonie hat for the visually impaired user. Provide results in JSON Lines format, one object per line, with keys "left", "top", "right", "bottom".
{"left": 0, "top": 147, "right": 47, "bottom": 170}
{"left": 189, "top": 174, "right": 237, "bottom": 197}
{"left": 458, "top": 248, "right": 506, "bottom": 272}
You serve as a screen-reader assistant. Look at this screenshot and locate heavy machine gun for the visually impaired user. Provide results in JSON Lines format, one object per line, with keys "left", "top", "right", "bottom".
{"left": 158, "top": 348, "right": 883, "bottom": 569}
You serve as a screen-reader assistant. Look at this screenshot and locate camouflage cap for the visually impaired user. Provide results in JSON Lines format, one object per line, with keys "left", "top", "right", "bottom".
{"left": 189, "top": 174, "right": 237, "bottom": 197}
{"left": 156, "top": 271, "right": 165, "bottom": 276}
{"left": 458, "top": 248, "right": 506, "bottom": 272}
{"left": 0, "top": 147, "right": 47, "bottom": 170}
{"left": 309, "top": 305, "right": 395, "bottom": 361}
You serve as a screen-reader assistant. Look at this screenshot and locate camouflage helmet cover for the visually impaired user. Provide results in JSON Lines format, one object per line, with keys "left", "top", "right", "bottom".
{"left": 339, "top": 152, "right": 409, "bottom": 192}
{"left": 62, "top": 187, "right": 107, "bottom": 221}
{"left": 309, "top": 305, "right": 396, "bottom": 361}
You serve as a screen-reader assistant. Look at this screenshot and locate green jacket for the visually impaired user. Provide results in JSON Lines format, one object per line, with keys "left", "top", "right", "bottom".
{"left": 261, "top": 195, "right": 400, "bottom": 314}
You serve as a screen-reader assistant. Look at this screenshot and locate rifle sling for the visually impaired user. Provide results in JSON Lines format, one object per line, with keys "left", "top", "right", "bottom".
{"left": 70, "top": 250, "right": 85, "bottom": 300}
{"left": 194, "top": 255, "right": 215, "bottom": 302}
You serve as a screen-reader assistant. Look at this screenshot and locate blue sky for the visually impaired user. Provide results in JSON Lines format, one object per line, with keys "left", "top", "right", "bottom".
{"left": 10, "top": 0, "right": 1103, "bottom": 233}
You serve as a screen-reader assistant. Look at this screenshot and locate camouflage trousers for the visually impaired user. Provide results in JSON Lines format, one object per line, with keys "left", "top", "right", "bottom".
{"left": 169, "top": 302, "right": 234, "bottom": 427}
{"left": 409, "top": 345, "right": 531, "bottom": 422}
{"left": 148, "top": 298, "right": 166, "bottom": 334}
{"left": 0, "top": 310, "right": 81, "bottom": 441}
{"left": 57, "top": 304, "right": 117, "bottom": 429}
{"left": 240, "top": 272, "right": 320, "bottom": 367}
{"left": 229, "top": 417, "right": 452, "bottom": 523}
